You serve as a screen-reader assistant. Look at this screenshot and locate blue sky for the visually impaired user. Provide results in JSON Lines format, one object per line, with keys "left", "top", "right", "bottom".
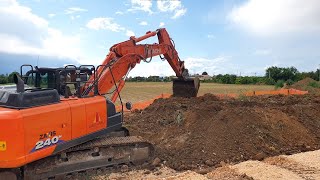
{"left": 1, "top": 0, "right": 320, "bottom": 76}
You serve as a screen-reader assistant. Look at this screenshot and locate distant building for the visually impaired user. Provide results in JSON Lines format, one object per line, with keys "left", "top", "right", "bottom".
{"left": 198, "top": 75, "right": 212, "bottom": 81}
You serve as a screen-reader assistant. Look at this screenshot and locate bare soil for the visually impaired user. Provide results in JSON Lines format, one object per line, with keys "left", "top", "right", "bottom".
{"left": 92, "top": 150, "right": 320, "bottom": 180}
{"left": 125, "top": 94, "right": 320, "bottom": 171}
{"left": 286, "top": 77, "right": 320, "bottom": 94}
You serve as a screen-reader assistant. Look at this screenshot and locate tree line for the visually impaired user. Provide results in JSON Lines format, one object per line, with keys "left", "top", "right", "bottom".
{"left": 204, "top": 66, "right": 320, "bottom": 87}
{"left": 0, "top": 72, "right": 17, "bottom": 84}
{"left": 0, "top": 67, "right": 319, "bottom": 86}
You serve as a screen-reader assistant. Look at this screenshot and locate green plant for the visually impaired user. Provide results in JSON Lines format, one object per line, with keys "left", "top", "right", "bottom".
{"left": 308, "top": 82, "right": 320, "bottom": 88}
{"left": 264, "top": 78, "right": 274, "bottom": 85}
{"left": 286, "top": 79, "right": 294, "bottom": 86}
{"left": 275, "top": 80, "right": 285, "bottom": 89}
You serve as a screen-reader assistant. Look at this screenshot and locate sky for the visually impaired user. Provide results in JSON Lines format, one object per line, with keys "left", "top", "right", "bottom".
{"left": 1, "top": 0, "right": 320, "bottom": 77}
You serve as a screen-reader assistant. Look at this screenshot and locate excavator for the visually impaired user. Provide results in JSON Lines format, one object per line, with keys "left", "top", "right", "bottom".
{"left": 0, "top": 28, "right": 200, "bottom": 179}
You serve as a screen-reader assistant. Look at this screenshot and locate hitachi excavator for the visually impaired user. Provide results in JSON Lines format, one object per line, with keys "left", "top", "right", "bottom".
{"left": 0, "top": 28, "right": 200, "bottom": 179}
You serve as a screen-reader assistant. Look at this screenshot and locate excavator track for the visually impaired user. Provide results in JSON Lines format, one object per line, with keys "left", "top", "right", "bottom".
{"left": 22, "top": 136, "right": 154, "bottom": 180}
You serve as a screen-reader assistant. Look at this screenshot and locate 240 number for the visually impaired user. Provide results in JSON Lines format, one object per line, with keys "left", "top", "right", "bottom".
{"left": 35, "top": 135, "right": 62, "bottom": 150}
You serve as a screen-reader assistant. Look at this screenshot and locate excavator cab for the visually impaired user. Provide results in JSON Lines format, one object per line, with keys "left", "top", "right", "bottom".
{"left": 20, "top": 64, "right": 94, "bottom": 97}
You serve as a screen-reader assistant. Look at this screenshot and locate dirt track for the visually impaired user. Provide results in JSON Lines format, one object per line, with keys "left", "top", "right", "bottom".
{"left": 125, "top": 94, "right": 320, "bottom": 171}
{"left": 93, "top": 149, "right": 320, "bottom": 179}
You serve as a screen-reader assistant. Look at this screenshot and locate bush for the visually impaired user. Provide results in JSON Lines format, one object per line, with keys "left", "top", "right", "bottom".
{"left": 286, "top": 79, "right": 294, "bottom": 86}
{"left": 0, "top": 75, "right": 8, "bottom": 84}
{"left": 265, "top": 78, "right": 276, "bottom": 85}
{"left": 308, "top": 82, "right": 320, "bottom": 88}
{"left": 275, "top": 80, "right": 285, "bottom": 89}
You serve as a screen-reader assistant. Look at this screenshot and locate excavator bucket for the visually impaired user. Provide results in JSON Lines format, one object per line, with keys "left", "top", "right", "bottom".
{"left": 172, "top": 77, "right": 200, "bottom": 98}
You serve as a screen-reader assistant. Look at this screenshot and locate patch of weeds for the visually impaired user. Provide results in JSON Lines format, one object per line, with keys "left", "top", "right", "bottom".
{"left": 308, "top": 82, "right": 320, "bottom": 88}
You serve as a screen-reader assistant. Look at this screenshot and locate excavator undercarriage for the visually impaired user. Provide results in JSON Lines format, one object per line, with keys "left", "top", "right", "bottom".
{"left": 0, "top": 130, "right": 154, "bottom": 180}
{"left": 24, "top": 136, "right": 154, "bottom": 179}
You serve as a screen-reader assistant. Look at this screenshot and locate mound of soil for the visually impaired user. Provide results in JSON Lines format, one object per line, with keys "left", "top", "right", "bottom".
{"left": 125, "top": 94, "right": 320, "bottom": 171}
{"left": 287, "top": 78, "right": 320, "bottom": 94}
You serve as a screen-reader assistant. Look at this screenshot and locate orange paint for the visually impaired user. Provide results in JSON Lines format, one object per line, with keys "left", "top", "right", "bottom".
{"left": 0, "top": 96, "right": 109, "bottom": 168}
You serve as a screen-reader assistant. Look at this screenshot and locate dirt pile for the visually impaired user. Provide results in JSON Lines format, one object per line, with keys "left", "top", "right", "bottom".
{"left": 287, "top": 78, "right": 320, "bottom": 94}
{"left": 125, "top": 94, "right": 320, "bottom": 171}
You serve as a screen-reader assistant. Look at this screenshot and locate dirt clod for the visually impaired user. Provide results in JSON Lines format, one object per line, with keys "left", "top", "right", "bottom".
{"left": 121, "top": 165, "right": 129, "bottom": 172}
{"left": 205, "top": 160, "right": 214, "bottom": 167}
{"left": 252, "top": 152, "right": 267, "bottom": 161}
{"left": 152, "top": 157, "right": 162, "bottom": 167}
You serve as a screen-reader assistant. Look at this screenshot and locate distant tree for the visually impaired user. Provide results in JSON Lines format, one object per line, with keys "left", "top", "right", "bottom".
{"left": 0, "top": 75, "right": 8, "bottom": 84}
{"left": 202, "top": 71, "right": 208, "bottom": 75}
{"left": 7, "top": 72, "right": 18, "bottom": 83}
{"left": 265, "top": 66, "right": 299, "bottom": 82}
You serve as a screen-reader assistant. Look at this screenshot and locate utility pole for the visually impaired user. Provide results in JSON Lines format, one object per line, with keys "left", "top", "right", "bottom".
{"left": 269, "top": 70, "right": 271, "bottom": 79}
{"left": 318, "top": 64, "right": 320, "bottom": 81}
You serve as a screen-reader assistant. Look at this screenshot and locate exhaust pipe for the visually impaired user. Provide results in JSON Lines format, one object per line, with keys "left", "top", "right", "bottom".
{"left": 14, "top": 74, "right": 25, "bottom": 93}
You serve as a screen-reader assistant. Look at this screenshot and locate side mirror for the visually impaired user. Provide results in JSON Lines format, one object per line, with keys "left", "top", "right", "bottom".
{"left": 125, "top": 102, "right": 133, "bottom": 110}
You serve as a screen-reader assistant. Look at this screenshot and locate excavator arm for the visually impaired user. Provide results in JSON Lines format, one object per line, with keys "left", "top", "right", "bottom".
{"left": 83, "top": 28, "right": 199, "bottom": 101}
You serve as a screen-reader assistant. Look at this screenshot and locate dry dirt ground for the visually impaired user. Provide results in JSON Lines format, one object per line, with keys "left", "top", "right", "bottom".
{"left": 91, "top": 93, "right": 320, "bottom": 180}
{"left": 286, "top": 77, "right": 320, "bottom": 95}
{"left": 126, "top": 94, "right": 320, "bottom": 171}
{"left": 92, "top": 149, "right": 320, "bottom": 180}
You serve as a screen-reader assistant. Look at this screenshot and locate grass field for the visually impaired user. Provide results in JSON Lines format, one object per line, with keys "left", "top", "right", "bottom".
{"left": 112, "top": 82, "right": 274, "bottom": 104}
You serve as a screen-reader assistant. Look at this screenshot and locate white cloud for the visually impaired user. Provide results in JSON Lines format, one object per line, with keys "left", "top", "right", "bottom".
{"left": 253, "top": 49, "right": 271, "bottom": 56}
{"left": 126, "top": 30, "right": 135, "bottom": 37}
{"left": 86, "top": 17, "right": 136, "bottom": 37}
{"left": 0, "top": 0, "right": 82, "bottom": 60}
{"left": 184, "top": 56, "right": 234, "bottom": 75}
{"left": 48, "top": 13, "right": 55, "bottom": 18}
{"left": 129, "top": 55, "right": 235, "bottom": 76}
{"left": 159, "top": 22, "right": 165, "bottom": 27}
{"left": 207, "top": 34, "right": 215, "bottom": 39}
{"left": 139, "top": 21, "right": 148, "bottom": 26}
{"left": 129, "top": 59, "right": 176, "bottom": 77}
{"left": 157, "top": 0, "right": 187, "bottom": 19}
{"left": 172, "top": 8, "right": 187, "bottom": 19}
{"left": 65, "top": 7, "right": 87, "bottom": 14}
{"left": 115, "top": 11, "right": 124, "bottom": 15}
{"left": 71, "top": 15, "right": 81, "bottom": 20}
{"left": 128, "top": 0, "right": 152, "bottom": 14}
{"left": 228, "top": 0, "right": 320, "bottom": 36}
{"left": 86, "top": 17, "right": 125, "bottom": 32}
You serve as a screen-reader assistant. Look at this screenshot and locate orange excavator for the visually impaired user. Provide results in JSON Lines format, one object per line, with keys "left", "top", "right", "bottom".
{"left": 0, "top": 28, "right": 200, "bottom": 179}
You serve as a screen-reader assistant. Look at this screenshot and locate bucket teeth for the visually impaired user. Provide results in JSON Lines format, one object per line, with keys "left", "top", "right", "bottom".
{"left": 172, "top": 77, "right": 200, "bottom": 98}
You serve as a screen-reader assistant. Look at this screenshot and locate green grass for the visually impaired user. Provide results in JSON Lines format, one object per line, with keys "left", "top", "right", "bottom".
{"left": 308, "top": 82, "right": 320, "bottom": 88}
{"left": 112, "top": 82, "right": 274, "bottom": 104}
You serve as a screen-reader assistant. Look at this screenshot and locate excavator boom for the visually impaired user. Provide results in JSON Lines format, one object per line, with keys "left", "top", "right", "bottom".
{"left": 83, "top": 28, "right": 199, "bottom": 100}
